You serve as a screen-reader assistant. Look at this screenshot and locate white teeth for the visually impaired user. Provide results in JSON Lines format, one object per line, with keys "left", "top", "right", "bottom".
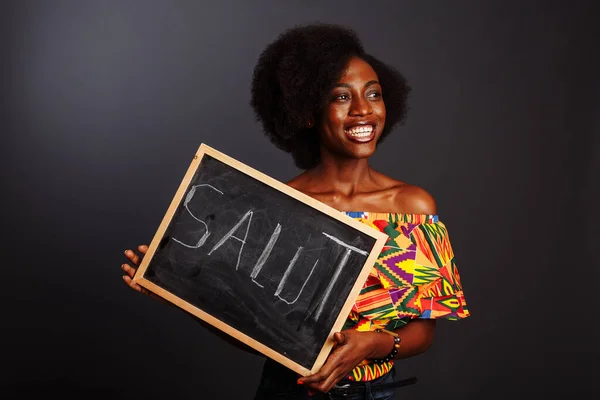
{"left": 346, "top": 125, "right": 374, "bottom": 137}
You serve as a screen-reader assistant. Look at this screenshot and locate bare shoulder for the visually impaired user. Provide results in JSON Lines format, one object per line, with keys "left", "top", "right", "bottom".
{"left": 285, "top": 169, "right": 437, "bottom": 215}
{"left": 390, "top": 183, "right": 438, "bottom": 215}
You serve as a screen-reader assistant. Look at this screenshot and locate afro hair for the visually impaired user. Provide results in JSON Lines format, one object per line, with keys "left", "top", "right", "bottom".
{"left": 250, "top": 23, "right": 410, "bottom": 169}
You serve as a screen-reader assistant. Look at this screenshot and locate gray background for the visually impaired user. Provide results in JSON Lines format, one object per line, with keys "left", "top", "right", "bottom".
{"left": 2, "top": 0, "right": 598, "bottom": 399}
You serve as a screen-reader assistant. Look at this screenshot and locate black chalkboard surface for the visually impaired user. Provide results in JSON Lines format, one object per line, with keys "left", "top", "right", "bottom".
{"left": 133, "top": 144, "right": 388, "bottom": 375}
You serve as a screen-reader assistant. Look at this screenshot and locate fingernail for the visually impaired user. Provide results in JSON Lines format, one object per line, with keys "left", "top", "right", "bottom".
{"left": 124, "top": 250, "right": 129, "bottom": 255}
{"left": 121, "top": 264, "right": 125, "bottom": 269}
{"left": 297, "top": 379, "right": 304, "bottom": 385}
{"left": 308, "top": 390, "right": 314, "bottom": 396}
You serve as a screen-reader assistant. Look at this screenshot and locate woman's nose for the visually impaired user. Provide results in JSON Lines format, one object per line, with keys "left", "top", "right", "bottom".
{"left": 349, "top": 96, "right": 372, "bottom": 116}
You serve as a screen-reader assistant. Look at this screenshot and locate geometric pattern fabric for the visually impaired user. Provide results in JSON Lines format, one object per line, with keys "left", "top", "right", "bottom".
{"left": 341, "top": 212, "right": 470, "bottom": 381}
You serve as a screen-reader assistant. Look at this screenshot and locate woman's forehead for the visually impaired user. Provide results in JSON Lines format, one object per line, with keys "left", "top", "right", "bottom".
{"left": 338, "top": 57, "right": 379, "bottom": 83}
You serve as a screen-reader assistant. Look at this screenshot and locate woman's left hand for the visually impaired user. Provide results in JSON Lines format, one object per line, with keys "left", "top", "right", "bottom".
{"left": 299, "top": 329, "right": 377, "bottom": 394}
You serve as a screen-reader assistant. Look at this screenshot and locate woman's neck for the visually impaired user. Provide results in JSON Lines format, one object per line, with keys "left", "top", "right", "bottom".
{"left": 312, "top": 155, "right": 374, "bottom": 197}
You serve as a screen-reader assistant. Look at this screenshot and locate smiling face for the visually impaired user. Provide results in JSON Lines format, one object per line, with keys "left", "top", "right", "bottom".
{"left": 317, "top": 56, "right": 386, "bottom": 162}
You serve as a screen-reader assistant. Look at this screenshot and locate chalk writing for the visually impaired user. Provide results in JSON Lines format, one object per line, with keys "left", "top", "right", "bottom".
{"left": 172, "top": 184, "right": 223, "bottom": 249}
{"left": 172, "top": 184, "right": 368, "bottom": 307}
{"left": 251, "top": 223, "right": 282, "bottom": 288}
{"left": 207, "top": 210, "right": 253, "bottom": 270}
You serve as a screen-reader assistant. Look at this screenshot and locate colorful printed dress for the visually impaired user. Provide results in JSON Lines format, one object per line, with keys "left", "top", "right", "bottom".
{"left": 342, "top": 212, "right": 470, "bottom": 382}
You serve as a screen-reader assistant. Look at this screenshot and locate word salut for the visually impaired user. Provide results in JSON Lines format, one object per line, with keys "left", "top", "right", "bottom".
{"left": 172, "top": 183, "right": 369, "bottom": 314}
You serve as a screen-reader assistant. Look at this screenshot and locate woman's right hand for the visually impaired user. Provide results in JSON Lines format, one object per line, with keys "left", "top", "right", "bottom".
{"left": 121, "top": 244, "right": 165, "bottom": 303}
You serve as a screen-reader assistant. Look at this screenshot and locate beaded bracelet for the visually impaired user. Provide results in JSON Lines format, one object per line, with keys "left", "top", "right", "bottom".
{"left": 370, "top": 329, "right": 401, "bottom": 364}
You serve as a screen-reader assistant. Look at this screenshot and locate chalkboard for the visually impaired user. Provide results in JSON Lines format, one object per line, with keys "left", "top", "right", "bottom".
{"left": 133, "top": 144, "right": 388, "bottom": 376}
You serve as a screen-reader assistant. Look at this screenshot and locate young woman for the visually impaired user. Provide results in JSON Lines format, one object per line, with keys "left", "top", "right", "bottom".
{"left": 122, "top": 24, "right": 469, "bottom": 400}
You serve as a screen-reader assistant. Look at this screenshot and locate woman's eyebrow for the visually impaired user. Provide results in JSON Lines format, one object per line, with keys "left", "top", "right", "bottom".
{"left": 333, "top": 80, "right": 380, "bottom": 89}
{"left": 333, "top": 83, "right": 352, "bottom": 89}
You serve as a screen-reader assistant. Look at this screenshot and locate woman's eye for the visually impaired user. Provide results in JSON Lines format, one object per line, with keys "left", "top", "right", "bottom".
{"left": 335, "top": 94, "right": 350, "bottom": 101}
{"left": 368, "top": 91, "right": 381, "bottom": 99}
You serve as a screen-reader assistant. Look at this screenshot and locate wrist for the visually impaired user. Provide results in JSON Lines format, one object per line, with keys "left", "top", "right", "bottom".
{"left": 369, "top": 329, "right": 401, "bottom": 364}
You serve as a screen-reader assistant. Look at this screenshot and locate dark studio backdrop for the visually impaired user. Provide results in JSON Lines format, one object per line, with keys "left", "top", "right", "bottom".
{"left": 2, "top": 1, "right": 598, "bottom": 399}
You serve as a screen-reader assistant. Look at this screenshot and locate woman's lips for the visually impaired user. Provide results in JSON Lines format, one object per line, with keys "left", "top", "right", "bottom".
{"left": 344, "top": 124, "right": 375, "bottom": 143}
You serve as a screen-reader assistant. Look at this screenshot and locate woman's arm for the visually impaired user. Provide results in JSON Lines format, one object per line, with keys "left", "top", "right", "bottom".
{"left": 299, "top": 319, "right": 435, "bottom": 393}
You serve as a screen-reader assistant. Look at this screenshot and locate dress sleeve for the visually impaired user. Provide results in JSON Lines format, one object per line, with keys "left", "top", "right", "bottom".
{"left": 371, "top": 218, "right": 470, "bottom": 323}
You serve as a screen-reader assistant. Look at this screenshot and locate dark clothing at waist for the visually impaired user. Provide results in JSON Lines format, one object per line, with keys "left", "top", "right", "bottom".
{"left": 253, "top": 359, "right": 404, "bottom": 400}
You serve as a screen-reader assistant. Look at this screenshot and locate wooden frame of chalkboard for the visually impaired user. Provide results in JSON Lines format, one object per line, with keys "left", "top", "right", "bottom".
{"left": 132, "top": 143, "right": 388, "bottom": 376}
